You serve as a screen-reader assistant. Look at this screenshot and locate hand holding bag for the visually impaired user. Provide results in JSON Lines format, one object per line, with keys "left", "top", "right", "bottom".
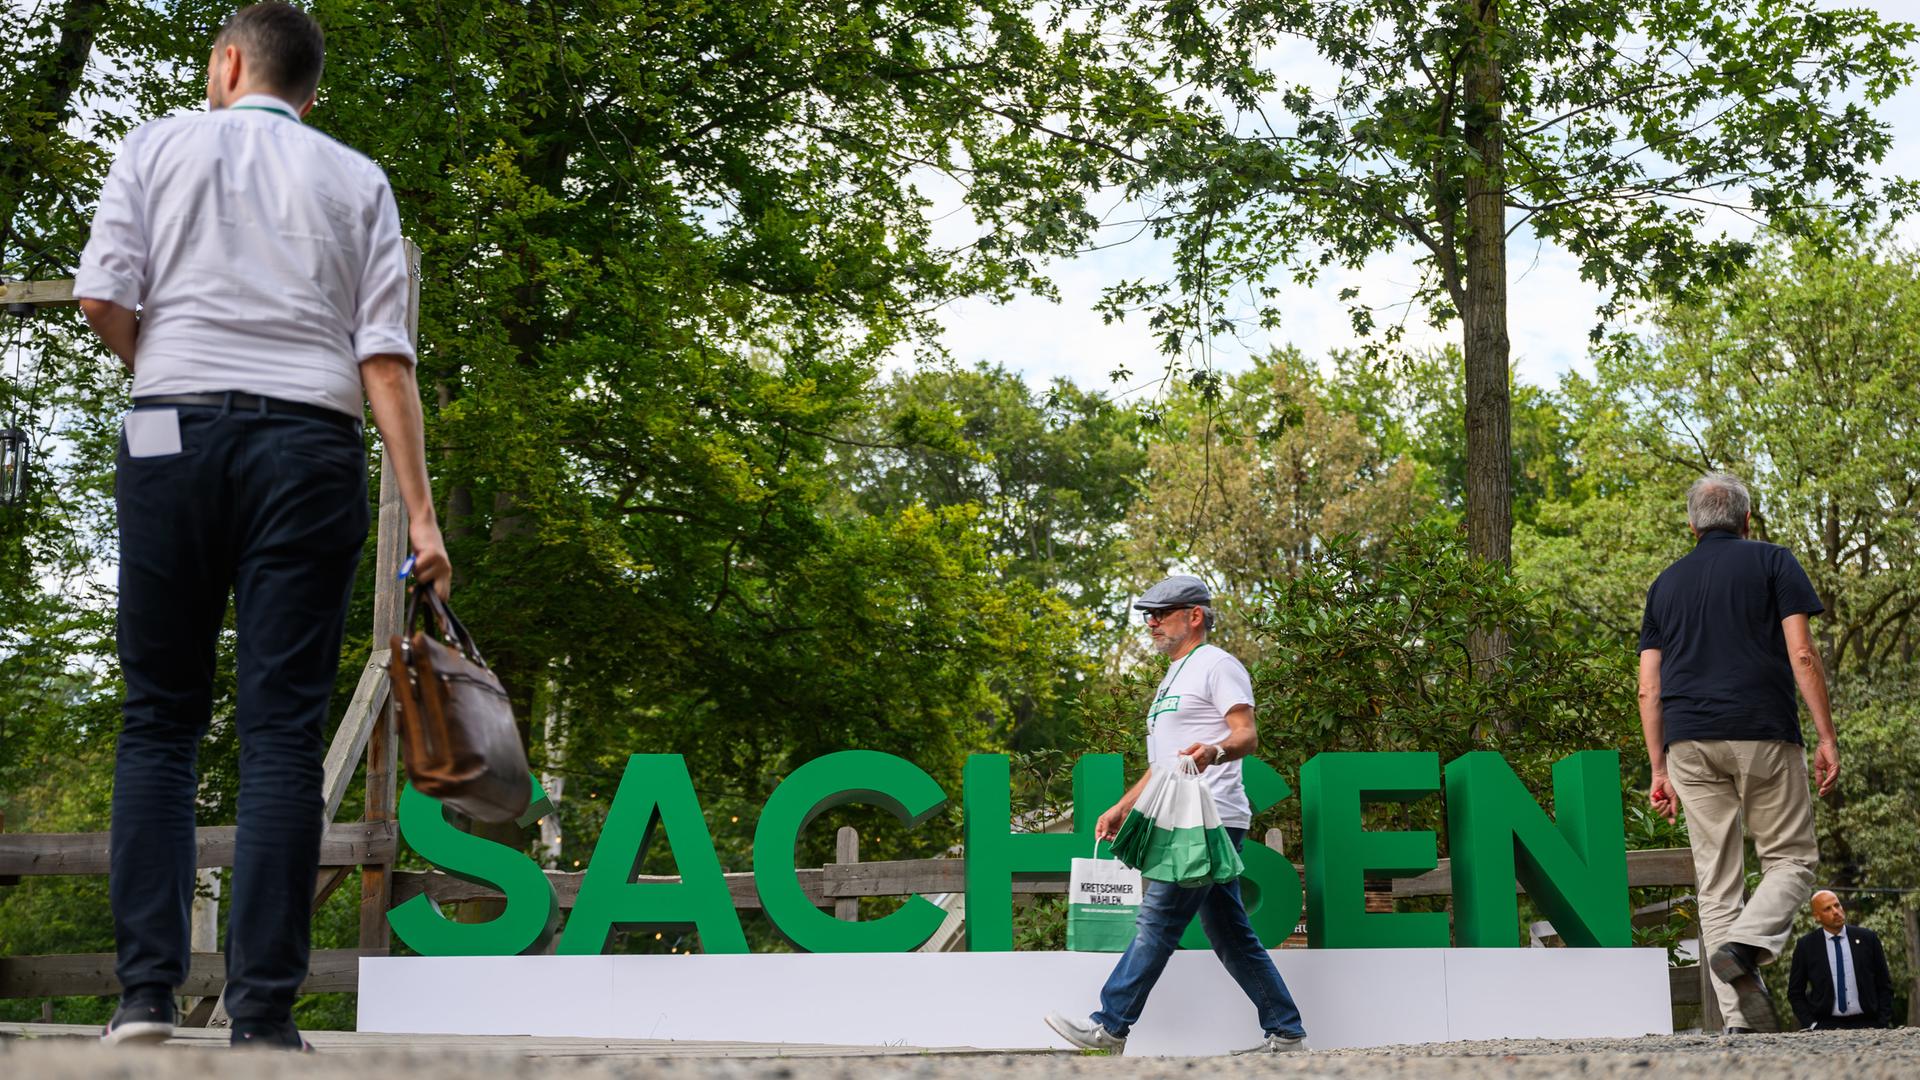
{"left": 1110, "top": 754, "right": 1245, "bottom": 887}
{"left": 388, "top": 583, "right": 530, "bottom": 823}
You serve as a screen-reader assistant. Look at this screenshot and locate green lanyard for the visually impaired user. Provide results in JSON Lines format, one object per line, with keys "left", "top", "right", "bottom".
{"left": 1148, "top": 643, "right": 1207, "bottom": 732}
{"left": 231, "top": 105, "right": 296, "bottom": 121}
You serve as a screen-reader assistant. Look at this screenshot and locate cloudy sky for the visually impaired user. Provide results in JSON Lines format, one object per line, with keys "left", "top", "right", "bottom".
{"left": 912, "top": 0, "right": 1920, "bottom": 400}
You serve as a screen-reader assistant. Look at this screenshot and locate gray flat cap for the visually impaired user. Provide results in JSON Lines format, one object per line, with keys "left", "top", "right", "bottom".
{"left": 1133, "top": 575, "right": 1212, "bottom": 610}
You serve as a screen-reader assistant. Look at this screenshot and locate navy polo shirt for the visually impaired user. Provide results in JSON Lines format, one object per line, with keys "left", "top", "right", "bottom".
{"left": 1639, "top": 529, "right": 1824, "bottom": 746}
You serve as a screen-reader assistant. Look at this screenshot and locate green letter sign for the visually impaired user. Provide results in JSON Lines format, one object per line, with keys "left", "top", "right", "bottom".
{"left": 963, "top": 753, "right": 1124, "bottom": 951}
{"left": 559, "top": 755, "right": 748, "bottom": 954}
{"left": 754, "top": 751, "right": 950, "bottom": 951}
{"left": 1445, "top": 750, "right": 1630, "bottom": 947}
{"left": 387, "top": 748, "right": 1638, "bottom": 956}
{"left": 388, "top": 776, "right": 558, "bottom": 956}
{"left": 1301, "top": 752, "right": 1447, "bottom": 948}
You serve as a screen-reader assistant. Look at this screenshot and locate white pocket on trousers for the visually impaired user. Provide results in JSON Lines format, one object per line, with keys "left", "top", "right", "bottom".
{"left": 125, "top": 409, "right": 183, "bottom": 457}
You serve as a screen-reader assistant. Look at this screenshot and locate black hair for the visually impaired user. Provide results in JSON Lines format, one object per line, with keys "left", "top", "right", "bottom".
{"left": 215, "top": 3, "right": 324, "bottom": 102}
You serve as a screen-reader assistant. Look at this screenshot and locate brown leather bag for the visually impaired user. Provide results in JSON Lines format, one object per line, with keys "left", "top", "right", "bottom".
{"left": 388, "top": 584, "right": 530, "bottom": 823}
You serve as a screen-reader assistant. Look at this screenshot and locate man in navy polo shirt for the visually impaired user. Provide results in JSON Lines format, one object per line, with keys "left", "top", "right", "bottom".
{"left": 1638, "top": 473, "right": 1838, "bottom": 1033}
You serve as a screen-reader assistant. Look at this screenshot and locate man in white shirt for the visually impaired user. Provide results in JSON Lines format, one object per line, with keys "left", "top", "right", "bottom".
{"left": 75, "top": 3, "right": 449, "bottom": 1050}
{"left": 1787, "top": 890, "right": 1894, "bottom": 1030}
{"left": 1045, "top": 576, "right": 1308, "bottom": 1055}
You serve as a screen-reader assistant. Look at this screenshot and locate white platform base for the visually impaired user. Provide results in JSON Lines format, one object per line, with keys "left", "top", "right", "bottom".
{"left": 358, "top": 948, "right": 1672, "bottom": 1056}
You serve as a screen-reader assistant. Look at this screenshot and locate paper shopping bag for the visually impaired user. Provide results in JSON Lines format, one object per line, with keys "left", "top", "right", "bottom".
{"left": 1110, "top": 754, "right": 1245, "bottom": 887}
{"left": 1067, "top": 844, "right": 1143, "bottom": 952}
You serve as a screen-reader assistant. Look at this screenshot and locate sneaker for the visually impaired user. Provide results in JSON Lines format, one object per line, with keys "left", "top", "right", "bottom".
{"left": 100, "top": 989, "right": 175, "bottom": 1046}
{"left": 1708, "top": 943, "right": 1776, "bottom": 1032}
{"left": 231, "top": 1019, "right": 314, "bottom": 1051}
{"left": 1044, "top": 1012, "right": 1126, "bottom": 1054}
{"left": 1234, "top": 1033, "right": 1307, "bottom": 1054}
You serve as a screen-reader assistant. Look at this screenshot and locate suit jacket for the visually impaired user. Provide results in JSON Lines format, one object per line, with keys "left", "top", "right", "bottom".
{"left": 1788, "top": 924, "right": 1894, "bottom": 1029}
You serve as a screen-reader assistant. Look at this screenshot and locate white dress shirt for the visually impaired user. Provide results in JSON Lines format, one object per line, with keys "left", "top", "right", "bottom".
{"left": 1825, "top": 928, "right": 1864, "bottom": 1017}
{"left": 76, "top": 94, "right": 414, "bottom": 417}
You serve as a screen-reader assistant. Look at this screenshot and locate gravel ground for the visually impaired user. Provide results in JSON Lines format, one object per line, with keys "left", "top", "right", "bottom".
{"left": 4, "top": 1027, "right": 1917, "bottom": 1080}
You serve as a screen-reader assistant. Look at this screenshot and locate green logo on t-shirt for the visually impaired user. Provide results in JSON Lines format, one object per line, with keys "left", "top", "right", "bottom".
{"left": 1147, "top": 694, "right": 1180, "bottom": 732}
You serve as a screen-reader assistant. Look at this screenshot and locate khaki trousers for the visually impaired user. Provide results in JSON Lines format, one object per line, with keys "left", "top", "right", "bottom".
{"left": 1667, "top": 739, "right": 1819, "bottom": 1028}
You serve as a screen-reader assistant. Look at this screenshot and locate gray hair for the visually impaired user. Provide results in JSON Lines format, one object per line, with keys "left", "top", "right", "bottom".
{"left": 1194, "top": 604, "right": 1217, "bottom": 632}
{"left": 1687, "top": 473, "right": 1751, "bottom": 533}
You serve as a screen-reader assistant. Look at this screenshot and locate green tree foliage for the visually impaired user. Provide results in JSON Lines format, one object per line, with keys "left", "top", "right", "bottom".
{"left": 829, "top": 363, "right": 1147, "bottom": 634}
{"left": 1058, "top": 0, "right": 1915, "bottom": 577}
{"left": 1122, "top": 349, "right": 1427, "bottom": 662}
{"left": 1526, "top": 231, "right": 1920, "bottom": 670}
{"left": 826, "top": 363, "right": 1148, "bottom": 747}
{"left": 1327, "top": 348, "right": 1580, "bottom": 529}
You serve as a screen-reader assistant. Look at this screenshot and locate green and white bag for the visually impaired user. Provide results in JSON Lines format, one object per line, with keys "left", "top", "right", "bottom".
{"left": 1066, "top": 839, "right": 1144, "bottom": 952}
{"left": 1110, "top": 753, "right": 1245, "bottom": 887}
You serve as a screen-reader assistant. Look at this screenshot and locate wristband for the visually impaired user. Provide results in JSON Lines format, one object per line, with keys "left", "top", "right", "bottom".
{"left": 1209, "top": 742, "right": 1228, "bottom": 765}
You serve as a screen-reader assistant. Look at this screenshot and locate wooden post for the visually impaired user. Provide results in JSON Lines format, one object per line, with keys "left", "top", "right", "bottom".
{"left": 1698, "top": 954, "right": 1722, "bottom": 1032}
{"left": 834, "top": 827, "right": 860, "bottom": 922}
{"left": 1906, "top": 906, "right": 1920, "bottom": 1028}
{"left": 359, "top": 240, "right": 420, "bottom": 953}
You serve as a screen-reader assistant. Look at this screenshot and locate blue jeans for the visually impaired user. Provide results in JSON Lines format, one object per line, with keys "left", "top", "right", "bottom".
{"left": 1091, "top": 827, "right": 1305, "bottom": 1039}
{"left": 112, "top": 399, "right": 367, "bottom": 1023}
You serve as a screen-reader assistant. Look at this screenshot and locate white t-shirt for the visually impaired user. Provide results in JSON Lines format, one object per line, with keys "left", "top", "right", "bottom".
{"left": 1144, "top": 643, "right": 1255, "bottom": 828}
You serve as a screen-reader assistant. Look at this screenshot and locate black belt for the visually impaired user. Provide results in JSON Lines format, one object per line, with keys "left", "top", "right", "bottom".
{"left": 133, "top": 392, "right": 360, "bottom": 432}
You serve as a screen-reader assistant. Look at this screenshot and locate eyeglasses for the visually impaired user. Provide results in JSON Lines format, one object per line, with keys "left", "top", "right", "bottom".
{"left": 1140, "top": 606, "right": 1192, "bottom": 625}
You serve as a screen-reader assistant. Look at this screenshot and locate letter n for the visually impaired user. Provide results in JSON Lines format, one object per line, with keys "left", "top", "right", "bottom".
{"left": 1444, "top": 750, "right": 1630, "bottom": 947}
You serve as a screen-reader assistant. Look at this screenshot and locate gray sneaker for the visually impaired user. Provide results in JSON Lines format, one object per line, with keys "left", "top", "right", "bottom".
{"left": 1234, "top": 1033, "right": 1307, "bottom": 1054}
{"left": 1045, "top": 1012, "right": 1126, "bottom": 1054}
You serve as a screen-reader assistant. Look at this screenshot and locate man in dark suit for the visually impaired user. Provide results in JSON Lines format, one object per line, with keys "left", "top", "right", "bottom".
{"left": 1788, "top": 890, "right": 1894, "bottom": 1029}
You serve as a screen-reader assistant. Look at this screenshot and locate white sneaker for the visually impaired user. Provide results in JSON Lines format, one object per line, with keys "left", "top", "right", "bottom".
{"left": 1234, "top": 1033, "right": 1306, "bottom": 1054}
{"left": 1044, "top": 1012, "right": 1127, "bottom": 1054}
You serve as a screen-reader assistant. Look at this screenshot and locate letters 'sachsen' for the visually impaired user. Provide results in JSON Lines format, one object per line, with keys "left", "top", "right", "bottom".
{"left": 390, "top": 750, "right": 1629, "bottom": 955}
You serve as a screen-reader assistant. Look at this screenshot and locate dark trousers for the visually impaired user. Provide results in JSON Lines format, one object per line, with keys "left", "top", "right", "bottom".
{"left": 112, "top": 398, "right": 367, "bottom": 1022}
{"left": 1812, "top": 1013, "right": 1880, "bottom": 1030}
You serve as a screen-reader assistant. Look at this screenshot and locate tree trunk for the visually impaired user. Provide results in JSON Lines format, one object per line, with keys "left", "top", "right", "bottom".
{"left": 1462, "top": 0, "right": 1513, "bottom": 682}
{"left": 0, "top": 0, "right": 105, "bottom": 258}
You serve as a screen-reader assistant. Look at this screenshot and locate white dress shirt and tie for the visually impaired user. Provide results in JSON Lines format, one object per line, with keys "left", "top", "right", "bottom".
{"left": 1827, "top": 929, "right": 1864, "bottom": 1018}
{"left": 75, "top": 11, "right": 447, "bottom": 1048}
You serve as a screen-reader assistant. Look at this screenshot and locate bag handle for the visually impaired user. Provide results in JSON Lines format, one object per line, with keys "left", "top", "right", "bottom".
{"left": 403, "top": 583, "right": 489, "bottom": 668}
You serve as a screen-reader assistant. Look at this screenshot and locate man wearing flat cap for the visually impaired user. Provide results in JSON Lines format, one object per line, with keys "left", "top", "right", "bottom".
{"left": 1046, "top": 575, "right": 1308, "bottom": 1055}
